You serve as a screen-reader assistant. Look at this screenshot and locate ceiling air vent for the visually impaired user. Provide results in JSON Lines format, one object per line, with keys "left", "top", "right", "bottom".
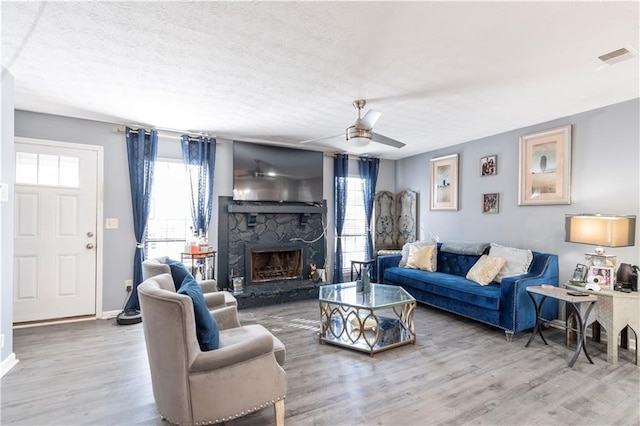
{"left": 598, "top": 47, "right": 633, "bottom": 65}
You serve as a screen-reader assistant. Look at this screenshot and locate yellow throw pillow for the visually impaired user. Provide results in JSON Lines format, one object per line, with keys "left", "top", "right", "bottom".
{"left": 466, "top": 255, "right": 506, "bottom": 285}
{"left": 405, "top": 244, "right": 437, "bottom": 272}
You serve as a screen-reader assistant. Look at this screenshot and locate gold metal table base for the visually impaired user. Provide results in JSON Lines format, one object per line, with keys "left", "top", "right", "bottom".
{"left": 319, "top": 300, "right": 416, "bottom": 356}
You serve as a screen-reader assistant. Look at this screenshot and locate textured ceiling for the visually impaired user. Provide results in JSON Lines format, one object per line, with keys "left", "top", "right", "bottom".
{"left": 2, "top": 1, "right": 638, "bottom": 160}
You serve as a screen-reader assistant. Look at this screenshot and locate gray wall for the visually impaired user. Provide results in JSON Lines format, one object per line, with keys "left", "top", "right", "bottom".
{"left": 11, "top": 113, "right": 397, "bottom": 310}
{"left": 1, "top": 69, "right": 15, "bottom": 369}
{"left": 10, "top": 99, "right": 637, "bottom": 315}
{"left": 396, "top": 98, "right": 640, "bottom": 284}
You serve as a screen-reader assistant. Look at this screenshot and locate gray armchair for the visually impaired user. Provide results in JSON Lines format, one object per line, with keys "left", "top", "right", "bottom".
{"left": 138, "top": 273, "right": 287, "bottom": 425}
{"left": 142, "top": 256, "right": 237, "bottom": 308}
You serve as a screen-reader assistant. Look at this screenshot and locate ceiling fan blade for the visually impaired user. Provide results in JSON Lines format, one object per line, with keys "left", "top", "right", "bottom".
{"left": 356, "top": 110, "right": 382, "bottom": 130}
{"left": 299, "top": 133, "right": 344, "bottom": 144}
{"left": 371, "top": 132, "right": 406, "bottom": 148}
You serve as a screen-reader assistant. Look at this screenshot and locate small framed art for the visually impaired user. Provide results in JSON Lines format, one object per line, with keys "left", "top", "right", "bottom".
{"left": 430, "top": 154, "right": 459, "bottom": 211}
{"left": 587, "top": 265, "right": 615, "bottom": 290}
{"left": 481, "top": 155, "right": 497, "bottom": 176}
{"left": 571, "top": 263, "right": 587, "bottom": 283}
{"left": 518, "top": 125, "right": 572, "bottom": 205}
{"left": 482, "top": 193, "right": 499, "bottom": 214}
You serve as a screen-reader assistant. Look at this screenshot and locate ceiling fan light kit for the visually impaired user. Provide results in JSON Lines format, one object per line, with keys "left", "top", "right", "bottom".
{"left": 346, "top": 126, "right": 372, "bottom": 147}
{"left": 300, "top": 99, "right": 405, "bottom": 150}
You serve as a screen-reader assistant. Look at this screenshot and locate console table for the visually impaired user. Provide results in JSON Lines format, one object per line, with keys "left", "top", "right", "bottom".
{"left": 180, "top": 251, "right": 216, "bottom": 280}
{"left": 565, "top": 283, "right": 639, "bottom": 366}
{"left": 526, "top": 285, "right": 597, "bottom": 368}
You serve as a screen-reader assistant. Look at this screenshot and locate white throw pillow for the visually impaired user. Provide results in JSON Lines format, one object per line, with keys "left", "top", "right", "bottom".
{"left": 466, "top": 255, "right": 506, "bottom": 285}
{"left": 489, "top": 243, "right": 533, "bottom": 283}
{"left": 399, "top": 240, "right": 435, "bottom": 268}
{"left": 405, "top": 244, "right": 437, "bottom": 272}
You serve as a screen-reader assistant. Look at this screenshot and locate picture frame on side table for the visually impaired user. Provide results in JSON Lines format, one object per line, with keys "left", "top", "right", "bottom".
{"left": 518, "top": 125, "right": 572, "bottom": 205}
{"left": 482, "top": 193, "right": 499, "bottom": 214}
{"left": 571, "top": 263, "right": 588, "bottom": 283}
{"left": 481, "top": 155, "right": 497, "bottom": 176}
{"left": 430, "top": 154, "right": 459, "bottom": 211}
{"left": 587, "top": 265, "right": 615, "bottom": 290}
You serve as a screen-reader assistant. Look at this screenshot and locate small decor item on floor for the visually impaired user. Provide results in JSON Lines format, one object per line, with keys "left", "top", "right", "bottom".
{"left": 232, "top": 276, "right": 244, "bottom": 294}
{"left": 309, "top": 262, "right": 321, "bottom": 283}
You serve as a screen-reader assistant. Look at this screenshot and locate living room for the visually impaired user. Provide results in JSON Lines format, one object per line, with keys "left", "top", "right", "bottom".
{"left": 1, "top": 2, "right": 639, "bottom": 425}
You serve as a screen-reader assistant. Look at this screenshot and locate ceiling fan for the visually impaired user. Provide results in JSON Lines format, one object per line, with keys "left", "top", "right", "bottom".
{"left": 300, "top": 100, "right": 406, "bottom": 149}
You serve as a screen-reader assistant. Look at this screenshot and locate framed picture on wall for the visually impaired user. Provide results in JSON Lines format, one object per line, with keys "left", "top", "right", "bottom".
{"left": 482, "top": 193, "right": 499, "bottom": 213}
{"left": 518, "top": 125, "right": 572, "bottom": 205}
{"left": 430, "top": 154, "right": 459, "bottom": 211}
{"left": 480, "top": 155, "right": 497, "bottom": 176}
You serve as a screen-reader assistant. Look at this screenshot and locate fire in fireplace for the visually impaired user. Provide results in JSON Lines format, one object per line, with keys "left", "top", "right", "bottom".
{"left": 249, "top": 244, "right": 304, "bottom": 283}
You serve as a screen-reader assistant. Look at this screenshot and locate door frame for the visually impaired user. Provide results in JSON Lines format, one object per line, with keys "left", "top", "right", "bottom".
{"left": 14, "top": 137, "right": 105, "bottom": 319}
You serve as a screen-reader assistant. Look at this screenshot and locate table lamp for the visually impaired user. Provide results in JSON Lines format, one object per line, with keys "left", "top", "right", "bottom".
{"left": 565, "top": 213, "right": 636, "bottom": 269}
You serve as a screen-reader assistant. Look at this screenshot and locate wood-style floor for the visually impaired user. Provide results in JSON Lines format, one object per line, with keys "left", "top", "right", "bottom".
{"left": 2, "top": 299, "right": 639, "bottom": 425}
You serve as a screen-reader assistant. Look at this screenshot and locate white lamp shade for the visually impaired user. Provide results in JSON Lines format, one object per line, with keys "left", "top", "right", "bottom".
{"left": 565, "top": 214, "right": 636, "bottom": 247}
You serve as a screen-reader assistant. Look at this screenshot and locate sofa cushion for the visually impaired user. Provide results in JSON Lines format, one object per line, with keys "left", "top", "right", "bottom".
{"left": 383, "top": 267, "right": 501, "bottom": 310}
{"left": 399, "top": 240, "right": 436, "bottom": 267}
{"left": 440, "top": 241, "right": 490, "bottom": 256}
{"left": 166, "top": 258, "right": 193, "bottom": 291}
{"left": 405, "top": 244, "right": 437, "bottom": 272}
{"left": 466, "top": 255, "right": 506, "bottom": 285}
{"left": 489, "top": 243, "right": 533, "bottom": 283}
{"left": 178, "top": 276, "right": 220, "bottom": 351}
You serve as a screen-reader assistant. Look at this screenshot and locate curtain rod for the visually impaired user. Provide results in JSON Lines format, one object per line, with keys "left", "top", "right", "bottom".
{"left": 112, "top": 127, "right": 217, "bottom": 143}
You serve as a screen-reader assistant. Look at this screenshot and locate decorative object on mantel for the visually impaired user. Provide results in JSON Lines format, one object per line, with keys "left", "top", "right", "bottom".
{"left": 374, "top": 190, "right": 418, "bottom": 255}
{"left": 518, "top": 125, "right": 572, "bottom": 205}
{"left": 565, "top": 214, "right": 636, "bottom": 279}
{"left": 430, "top": 154, "right": 459, "bottom": 211}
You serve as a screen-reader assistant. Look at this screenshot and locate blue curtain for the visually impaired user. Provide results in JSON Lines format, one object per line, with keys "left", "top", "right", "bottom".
{"left": 125, "top": 127, "right": 158, "bottom": 311}
{"left": 181, "top": 135, "right": 216, "bottom": 235}
{"left": 333, "top": 154, "right": 348, "bottom": 283}
{"left": 358, "top": 157, "right": 380, "bottom": 262}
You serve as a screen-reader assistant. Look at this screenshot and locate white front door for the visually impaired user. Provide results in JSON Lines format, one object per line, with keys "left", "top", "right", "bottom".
{"left": 13, "top": 140, "right": 99, "bottom": 323}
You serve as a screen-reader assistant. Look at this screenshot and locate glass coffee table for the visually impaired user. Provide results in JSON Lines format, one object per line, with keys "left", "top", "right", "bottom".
{"left": 318, "top": 282, "right": 416, "bottom": 356}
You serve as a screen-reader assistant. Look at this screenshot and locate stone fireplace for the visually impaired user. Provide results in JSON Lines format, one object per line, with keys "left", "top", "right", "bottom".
{"left": 217, "top": 196, "right": 327, "bottom": 308}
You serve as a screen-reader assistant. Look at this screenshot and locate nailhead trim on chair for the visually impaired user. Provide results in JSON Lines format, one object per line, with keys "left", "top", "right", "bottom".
{"left": 158, "top": 396, "right": 286, "bottom": 425}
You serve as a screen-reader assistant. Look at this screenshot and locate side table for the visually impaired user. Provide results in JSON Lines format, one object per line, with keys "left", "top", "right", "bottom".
{"left": 180, "top": 251, "right": 216, "bottom": 280}
{"left": 565, "top": 282, "right": 640, "bottom": 366}
{"left": 526, "top": 285, "right": 597, "bottom": 368}
{"left": 350, "top": 259, "right": 375, "bottom": 282}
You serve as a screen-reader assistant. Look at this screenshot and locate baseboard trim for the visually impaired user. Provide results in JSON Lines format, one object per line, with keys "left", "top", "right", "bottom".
{"left": 1, "top": 353, "right": 19, "bottom": 378}
{"left": 101, "top": 310, "right": 121, "bottom": 319}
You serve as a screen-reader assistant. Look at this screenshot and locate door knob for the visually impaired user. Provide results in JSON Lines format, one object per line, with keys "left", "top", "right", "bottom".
{"left": 86, "top": 243, "right": 95, "bottom": 249}
{"left": 87, "top": 231, "right": 94, "bottom": 237}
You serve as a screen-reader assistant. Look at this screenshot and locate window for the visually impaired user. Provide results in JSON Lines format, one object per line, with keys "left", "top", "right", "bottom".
{"left": 341, "top": 176, "right": 367, "bottom": 277}
{"left": 145, "top": 159, "right": 193, "bottom": 260}
{"left": 15, "top": 152, "right": 79, "bottom": 187}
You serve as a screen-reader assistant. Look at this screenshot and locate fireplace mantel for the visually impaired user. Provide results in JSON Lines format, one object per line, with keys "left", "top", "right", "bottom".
{"left": 227, "top": 202, "right": 326, "bottom": 215}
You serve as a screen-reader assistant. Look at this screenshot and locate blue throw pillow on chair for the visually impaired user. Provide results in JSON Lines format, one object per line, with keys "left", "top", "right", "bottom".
{"left": 165, "top": 258, "right": 193, "bottom": 291}
{"left": 177, "top": 275, "right": 219, "bottom": 351}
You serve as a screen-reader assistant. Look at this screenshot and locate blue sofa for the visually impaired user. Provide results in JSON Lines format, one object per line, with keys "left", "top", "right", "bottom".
{"left": 377, "top": 243, "right": 559, "bottom": 340}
